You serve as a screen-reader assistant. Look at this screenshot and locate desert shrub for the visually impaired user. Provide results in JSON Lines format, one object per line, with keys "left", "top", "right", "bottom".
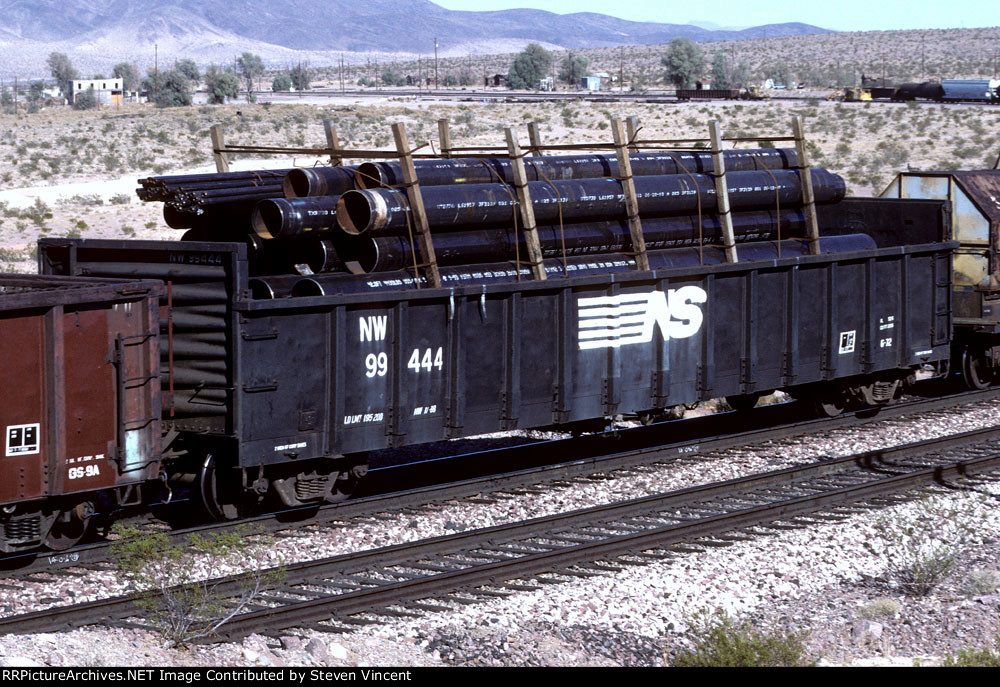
{"left": 963, "top": 569, "right": 1000, "bottom": 596}
{"left": 943, "top": 636, "right": 1000, "bottom": 667}
{"left": 671, "top": 610, "right": 814, "bottom": 667}
{"left": 870, "top": 494, "right": 987, "bottom": 596}
{"left": 858, "top": 597, "right": 902, "bottom": 619}
{"left": 111, "top": 523, "right": 283, "bottom": 646}
{"left": 108, "top": 194, "right": 131, "bottom": 205}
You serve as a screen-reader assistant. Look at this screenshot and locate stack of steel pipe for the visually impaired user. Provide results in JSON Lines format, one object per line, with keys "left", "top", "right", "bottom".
{"left": 133, "top": 148, "right": 849, "bottom": 293}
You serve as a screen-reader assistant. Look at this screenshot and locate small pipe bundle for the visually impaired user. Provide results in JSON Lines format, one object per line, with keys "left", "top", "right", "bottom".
{"left": 137, "top": 168, "right": 293, "bottom": 229}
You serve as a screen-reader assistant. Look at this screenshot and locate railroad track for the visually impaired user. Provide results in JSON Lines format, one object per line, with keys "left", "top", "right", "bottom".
{"left": 4, "top": 386, "right": 1000, "bottom": 579}
{"left": 2, "top": 420, "right": 999, "bottom": 642}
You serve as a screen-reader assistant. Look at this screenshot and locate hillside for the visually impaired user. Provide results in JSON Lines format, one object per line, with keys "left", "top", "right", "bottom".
{"left": 0, "top": 0, "right": 829, "bottom": 78}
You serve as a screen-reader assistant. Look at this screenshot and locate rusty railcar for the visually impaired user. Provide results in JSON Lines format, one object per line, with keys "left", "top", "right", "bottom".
{"left": 0, "top": 275, "right": 162, "bottom": 552}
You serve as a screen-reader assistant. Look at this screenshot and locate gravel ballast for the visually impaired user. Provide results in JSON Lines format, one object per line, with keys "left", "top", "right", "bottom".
{"left": 1, "top": 399, "right": 999, "bottom": 667}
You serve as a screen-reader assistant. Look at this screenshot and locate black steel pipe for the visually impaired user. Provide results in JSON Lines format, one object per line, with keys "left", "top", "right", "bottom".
{"left": 292, "top": 238, "right": 346, "bottom": 274}
{"left": 249, "top": 275, "right": 303, "bottom": 299}
{"left": 282, "top": 166, "right": 360, "bottom": 198}
{"left": 252, "top": 197, "right": 340, "bottom": 239}
{"left": 337, "top": 168, "right": 845, "bottom": 235}
{"left": 354, "top": 149, "right": 799, "bottom": 191}
{"left": 291, "top": 234, "right": 876, "bottom": 296}
{"left": 339, "top": 210, "right": 806, "bottom": 273}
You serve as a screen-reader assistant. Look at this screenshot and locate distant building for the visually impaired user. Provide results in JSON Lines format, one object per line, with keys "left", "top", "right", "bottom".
{"left": 66, "top": 78, "right": 123, "bottom": 106}
{"left": 580, "top": 75, "right": 602, "bottom": 91}
{"left": 486, "top": 74, "right": 507, "bottom": 87}
{"left": 536, "top": 77, "right": 554, "bottom": 91}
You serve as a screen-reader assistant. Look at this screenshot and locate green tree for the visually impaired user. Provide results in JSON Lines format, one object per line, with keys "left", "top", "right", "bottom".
{"left": 204, "top": 65, "right": 240, "bottom": 104}
{"left": 711, "top": 51, "right": 731, "bottom": 89}
{"left": 271, "top": 73, "right": 292, "bottom": 92}
{"left": 72, "top": 86, "right": 98, "bottom": 110}
{"left": 47, "top": 52, "right": 79, "bottom": 95}
{"left": 558, "top": 53, "right": 589, "bottom": 86}
{"left": 28, "top": 81, "right": 45, "bottom": 103}
{"left": 731, "top": 62, "right": 752, "bottom": 89}
{"left": 236, "top": 52, "right": 264, "bottom": 102}
{"left": 382, "top": 69, "right": 404, "bottom": 87}
{"left": 507, "top": 42, "right": 553, "bottom": 89}
{"left": 154, "top": 70, "right": 192, "bottom": 108}
{"left": 112, "top": 62, "right": 139, "bottom": 92}
{"left": 290, "top": 63, "right": 309, "bottom": 91}
{"left": 175, "top": 59, "right": 200, "bottom": 85}
{"left": 662, "top": 37, "right": 704, "bottom": 89}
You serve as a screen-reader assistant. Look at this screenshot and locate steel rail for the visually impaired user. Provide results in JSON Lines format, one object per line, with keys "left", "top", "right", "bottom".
{"left": 7, "top": 386, "right": 1000, "bottom": 578}
{"left": 2, "top": 423, "right": 998, "bottom": 639}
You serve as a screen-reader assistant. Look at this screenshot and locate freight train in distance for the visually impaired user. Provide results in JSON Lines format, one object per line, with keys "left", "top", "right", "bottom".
{"left": 2, "top": 146, "right": 1000, "bottom": 556}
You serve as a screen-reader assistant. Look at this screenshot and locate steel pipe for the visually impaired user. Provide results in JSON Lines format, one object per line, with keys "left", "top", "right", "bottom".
{"left": 282, "top": 166, "right": 359, "bottom": 198}
{"left": 291, "top": 234, "right": 876, "bottom": 296}
{"left": 353, "top": 148, "right": 799, "bottom": 191}
{"left": 337, "top": 168, "right": 845, "bottom": 236}
{"left": 338, "top": 211, "right": 806, "bottom": 273}
{"left": 252, "top": 197, "right": 340, "bottom": 239}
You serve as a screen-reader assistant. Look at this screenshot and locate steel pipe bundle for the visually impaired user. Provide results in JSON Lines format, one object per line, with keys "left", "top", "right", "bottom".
{"left": 336, "top": 148, "right": 799, "bottom": 193}
{"left": 286, "top": 234, "right": 876, "bottom": 298}
{"left": 337, "top": 210, "right": 807, "bottom": 273}
{"left": 337, "top": 168, "right": 845, "bottom": 236}
{"left": 138, "top": 169, "right": 291, "bottom": 214}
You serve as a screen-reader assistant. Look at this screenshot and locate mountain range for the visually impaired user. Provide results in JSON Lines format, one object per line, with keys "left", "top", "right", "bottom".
{"left": 0, "top": 0, "right": 831, "bottom": 78}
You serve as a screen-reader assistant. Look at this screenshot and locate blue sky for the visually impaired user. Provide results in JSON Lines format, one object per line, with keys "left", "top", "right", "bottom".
{"left": 433, "top": 0, "right": 993, "bottom": 32}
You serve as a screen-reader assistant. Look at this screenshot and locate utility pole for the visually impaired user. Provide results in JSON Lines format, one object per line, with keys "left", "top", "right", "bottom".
{"left": 154, "top": 43, "right": 159, "bottom": 104}
{"left": 340, "top": 53, "right": 344, "bottom": 92}
{"left": 434, "top": 37, "right": 439, "bottom": 90}
{"left": 619, "top": 46, "right": 624, "bottom": 93}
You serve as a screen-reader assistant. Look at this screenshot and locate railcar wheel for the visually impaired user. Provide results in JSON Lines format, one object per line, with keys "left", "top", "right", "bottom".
{"left": 199, "top": 454, "right": 240, "bottom": 521}
{"left": 962, "top": 347, "right": 993, "bottom": 390}
{"left": 726, "top": 393, "right": 763, "bottom": 411}
{"left": 813, "top": 391, "right": 847, "bottom": 418}
{"left": 44, "top": 503, "right": 93, "bottom": 551}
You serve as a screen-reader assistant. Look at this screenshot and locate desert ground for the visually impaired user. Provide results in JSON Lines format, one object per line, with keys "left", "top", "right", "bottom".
{"left": 2, "top": 93, "right": 999, "bottom": 276}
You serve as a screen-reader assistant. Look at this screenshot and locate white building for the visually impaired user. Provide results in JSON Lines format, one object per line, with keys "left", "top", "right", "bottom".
{"left": 66, "top": 78, "right": 124, "bottom": 106}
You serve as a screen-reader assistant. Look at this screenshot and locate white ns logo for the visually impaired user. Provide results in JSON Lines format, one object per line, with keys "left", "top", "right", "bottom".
{"left": 577, "top": 286, "right": 708, "bottom": 350}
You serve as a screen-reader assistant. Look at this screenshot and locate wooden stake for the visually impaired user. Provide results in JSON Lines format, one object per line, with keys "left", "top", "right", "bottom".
{"left": 611, "top": 118, "right": 649, "bottom": 271}
{"left": 392, "top": 123, "right": 441, "bottom": 288}
{"left": 504, "top": 127, "right": 546, "bottom": 281}
{"left": 708, "top": 120, "right": 738, "bottom": 263}
{"left": 323, "top": 119, "right": 342, "bottom": 166}
{"left": 626, "top": 116, "right": 641, "bottom": 153}
{"left": 210, "top": 124, "right": 230, "bottom": 173}
{"left": 792, "top": 115, "right": 820, "bottom": 255}
{"left": 527, "top": 121, "right": 545, "bottom": 155}
{"left": 437, "top": 118, "right": 452, "bottom": 158}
